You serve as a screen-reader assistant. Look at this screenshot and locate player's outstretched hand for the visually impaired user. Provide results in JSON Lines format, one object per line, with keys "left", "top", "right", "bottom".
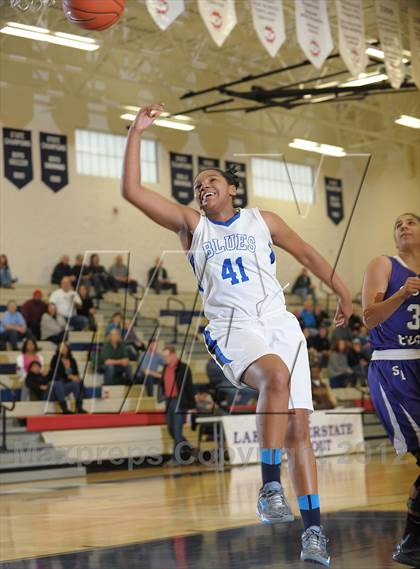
{"left": 400, "top": 276, "right": 420, "bottom": 300}
{"left": 131, "top": 102, "right": 165, "bottom": 133}
{"left": 333, "top": 296, "right": 353, "bottom": 327}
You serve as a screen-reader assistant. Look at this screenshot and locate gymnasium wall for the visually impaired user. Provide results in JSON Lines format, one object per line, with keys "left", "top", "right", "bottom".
{"left": 1, "top": 89, "right": 419, "bottom": 297}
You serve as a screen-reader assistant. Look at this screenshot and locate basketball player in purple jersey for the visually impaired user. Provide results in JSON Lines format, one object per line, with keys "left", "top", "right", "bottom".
{"left": 123, "top": 103, "right": 353, "bottom": 566}
{"left": 362, "top": 212, "right": 420, "bottom": 567}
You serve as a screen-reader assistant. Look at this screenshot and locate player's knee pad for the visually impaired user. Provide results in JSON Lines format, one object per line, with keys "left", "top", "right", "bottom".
{"left": 407, "top": 475, "right": 420, "bottom": 514}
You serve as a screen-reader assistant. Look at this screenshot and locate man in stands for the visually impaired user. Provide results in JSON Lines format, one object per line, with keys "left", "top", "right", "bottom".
{"left": 135, "top": 339, "right": 165, "bottom": 396}
{"left": 0, "top": 301, "right": 28, "bottom": 350}
{"left": 99, "top": 328, "right": 133, "bottom": 385}
{"left": 147, "top": 258, "right": 178, "bottom": 295}
{"left": 49, "top": 277, "right": 88, "bottom": 331}
{"left": 292, "top": 267, "right": 317, "bottom": 304}
{"left": 21, "top": 289, "right": 48, "bottom": 340}
{"left": 51, "top": 255, "right": 75, "bottom": 285}
{"left": 109, "top": 255, "right": 138, "bottom": 294}
{"left": 71, "top": 254, "right": 92, "bottom": 286}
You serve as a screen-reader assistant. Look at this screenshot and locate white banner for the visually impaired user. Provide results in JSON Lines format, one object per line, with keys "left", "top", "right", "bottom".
{"left": 408, "top": 1, "right": 420, "bottom": 89}
{"left": 375, "top": 0, "right": 405, "bottom": 89}
{"left": 198, "top": 0, "right": 237, "bottom": 47}
{"left": 222, "top": 409, "right": 365, "bottom": 465}
{"left": 250, "top": 0, "right": 286, "bottom": 58}
{"left": 295, "top": 0, "right": 333, "bottom": 69}
{"left": 145, "top": 0, "right": 185, "bottom": 31}
{"left": 336, "top": 0, "right": 367, "bottom": 78}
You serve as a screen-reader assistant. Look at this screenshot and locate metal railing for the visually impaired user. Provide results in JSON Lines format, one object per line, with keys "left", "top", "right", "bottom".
{"left": 0, "top": 380, "right": 17, "bottom": 452}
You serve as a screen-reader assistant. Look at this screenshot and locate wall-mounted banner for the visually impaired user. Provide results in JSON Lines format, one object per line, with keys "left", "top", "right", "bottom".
{"left": 146, "top": 0, "right": 185, "bottom": 31}
{"left": 198, "top": 156, "right": 220, "bottom": 172}
{"left": 408, "top": 1, "right": 420, "bottom": 90}
{"left": 295, "top": 0, "right": 333, "bottom": 69}
{"left": 325, "top": 176, "right": 344, "bottom": 225}
{"left": 225, "top": 160, "right": 248, "bottom": 208}
{"left": 250, "top": 0, "right": 286, "bottom": 58}
{"left": 375, "top": 0, "right": 405, "bottom": 89}
{"left": 198, "top": 0, "right": 237, "bottom": 47}
{"left": 336, "top": 0, "right": 367, "bottom": 78}
{"left": 2, "top": 128, "right": 33, "bottom": 190}
{"left": 170, "top": 152, "right": 194, "bottom": 204}
{"left": 40, "top": 132, "right": 68, "bottom": 193}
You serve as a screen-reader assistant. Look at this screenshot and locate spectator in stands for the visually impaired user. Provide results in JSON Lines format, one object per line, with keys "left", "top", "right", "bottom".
{"left": 348, "top": 305, "right": 363, "bottom": 332}
{"left": 49, "top": 277, "right": 88, "bottom": 331}
{"left": 292, "top": 268, "right": 316, "bottom": 304}
{"left": 159, "top": 345, "right": 195, "bottom": 465}
{"left": 48, "top": 341, "right": 86, "bottom": 414}
{"left": 327, "top": 339, "right": 356, "bottom": 388}
{"left": 311, "top": 365, "right": 336, "bottom": 410}
{"left": 89, "top": 254, "right": 112, "bottom": 299}
{"left": 135, "top": 339, "right": 165, "bottom": 396}
{"left": 314, "top": 305, "right": 330, "bottom": 328}
{"left": 25, "top": 360, "right": 50, "bottom": 401}
{"left": 307, "top": 324, "right": 331, "bottom": 367}
{"left": 331, "top": 323, "right": 352, "bottom": 343}
{"left": 148, "top": 258, "right": 178, "bottom": 295}
{"left": 41, "top": 303, "right": 67, "bottom": 345}
{"left": 299, "top": 299, "right": 318, "bottom": 333}
{"left": 77, "top": 284, "right": 97, "bottom": 332}
{"left": 0, "top": 254, "right": 16, "bottom": 288}
{"left": 0, "top": 301, "right": 27, "bottom": 350}
{"left": 72, "top": 254, "right": 92, "bottom": 286}
{"left": 109, "top": 255, "right": 138, "bottom": 294}
{"left": 105, "top": 312, "right": 144, "bottom": 360}
{"left": 16, "top": 338, "right": 44, "bottom": 400}
{"left": 51, "top": 255, "right": 74, "bottom": 285}
{"left": 20, "top": 289, "right": 48, "bottom": 340}
{"left": 99, "top": 328, "right": 132, "bottom": 385}
{"left": 348, "top": 338, "right": 369, "bottom": 383}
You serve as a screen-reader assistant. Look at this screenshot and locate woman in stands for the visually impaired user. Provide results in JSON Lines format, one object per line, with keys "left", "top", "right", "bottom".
{"left": 16, "top": 338, "right": 44, "bottom": 400}
{"left": 47, "top": 342, "right": 86, "bottom": 414}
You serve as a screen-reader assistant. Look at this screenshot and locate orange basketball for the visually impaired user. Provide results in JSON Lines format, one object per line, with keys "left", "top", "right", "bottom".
{"left": 62, "top": 0, "right": 126, "bottom": 31}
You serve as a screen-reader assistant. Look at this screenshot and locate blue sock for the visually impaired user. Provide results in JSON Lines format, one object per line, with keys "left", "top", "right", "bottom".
{"left": 260, "top": 448, "right": 282, "bottom": 486}
{"left": 298, "top": 494, "right": 321, "bottom": 530}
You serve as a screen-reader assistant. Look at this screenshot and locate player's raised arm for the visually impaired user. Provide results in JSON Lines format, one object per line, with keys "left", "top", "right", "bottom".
{"left": 121, "top": 103, "right": 199, "bottom": 234}
{"left": 261, "top": 211, "right": 352, "bottom": 326}
{"left": 362, "top": 255, "right": 420, "bottom": 329}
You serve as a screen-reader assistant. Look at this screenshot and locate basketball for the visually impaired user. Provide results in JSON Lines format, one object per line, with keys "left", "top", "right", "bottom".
{"left": 62, "top": 0, "right": 126, "bottom": 31}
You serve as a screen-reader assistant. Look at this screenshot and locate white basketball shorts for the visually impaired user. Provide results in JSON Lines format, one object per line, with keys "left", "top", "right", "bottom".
{"left": 203, "top": 310, "right": 313, "bottom": 412}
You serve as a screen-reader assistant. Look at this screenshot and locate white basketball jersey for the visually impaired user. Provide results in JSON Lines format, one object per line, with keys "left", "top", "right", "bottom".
{"left": 188, "top": 208, "right": 286, "bottom": 322}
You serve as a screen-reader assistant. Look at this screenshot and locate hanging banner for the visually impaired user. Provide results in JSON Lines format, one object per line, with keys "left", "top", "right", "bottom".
{"left": 145, "top": 0, "right": 185, "bottom": 31}
{"left": 225, "top": 160, "right": 248, "bottom": 208}
{"left": 250, "top": 0, "right": 286, "bottom": 58}
{"left": 170, "top": 152, "right": 194, "bottom": 205}
{"left": 336, "top": 0, "right": 367, "bottom": 78}
{"left": 40, "top": 132, "right": 68, "bottom": 193}
{"left": 198, "top": 156, "right": 220, "bottom": 173}
{"left": 295, "top": 0, "right": 333, "bottom": 69}
{"left": 325, "top": 177, "right": 344, "bottom": 225}
{"left": 408, "top": 1, "right": 420, "bottom": 90}
{"left": 2, "top": 128, "right": 33, "bottom": 190}
{"left": 375, "top": 0, "right": 405, "bottom": 89}
{"left": 198, "top": 0, "right": 237, "bottom": 47}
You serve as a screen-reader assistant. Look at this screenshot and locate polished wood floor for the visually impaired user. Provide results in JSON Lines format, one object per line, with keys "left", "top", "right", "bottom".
{"left": 0, "top": 447, "right": 416, "bottom": 565}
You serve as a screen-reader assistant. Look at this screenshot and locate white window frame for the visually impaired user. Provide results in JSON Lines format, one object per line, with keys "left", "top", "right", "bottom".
{"left": 251, "top": 157, "right": 314, "bottom": 204}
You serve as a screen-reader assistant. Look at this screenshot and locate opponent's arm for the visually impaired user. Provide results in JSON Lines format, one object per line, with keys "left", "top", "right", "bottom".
{"left": 261, "top": 211, "right": 352, "bottom": 325}
{"left": 362, "top": 256, "right": 420, "bottom": 329}
{"left": 121, "top": 103, "right": 199, "bottom": 234}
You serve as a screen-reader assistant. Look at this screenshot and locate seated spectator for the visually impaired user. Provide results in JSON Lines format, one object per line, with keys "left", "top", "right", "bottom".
{"left": 89, "top": 253, "right": 113, "bottom": 299}
{"left": 0, "top": 301, "right": 28, "bottom": 350}
{"left": 72, "top": 254, "right": 92, "bottom": 286}
{"left": 135, "top": 339, "right": 165, "bottom": 396}
{"left": 314, "top": 305, "right": 330, "bottom": 328}
{"left": 148, "top": 258, "right": 178, "bottom": 295}
{"left": 348, "top": 338, "right": 369, "bottom": 383}
{"left": 311, "top": 365, "right": 336, "bottom": 410}
{"left": 49, "top": 277, "right": 88, "bottom": 331}
{"left": 20, "top": 289, "right": 48, "bottom": 340}
{"left": 41, "top": 303, "right": 67, "bottom": 345}
{"left": 105, "top": 312, "right": 144, "bottom": 360}
{"left": 48, "top": 341, "right": 86, "bottom": 413}
{"left": 292, "top": 268, "right": 316, "bottom": 304}
{"left": 51, "top": 255, "right": 74, "bottom": 285}
{"left": 109, "top": 255, "right": 138, "bottom": 295}
{"left": 331, "top": 324, "right": 352, "bottom": 343}
{"left": 299, "top": 299, "right": 318, "bottom": 333}
{"left": 99, "top": 328, "right": 132, "bottom": 385}
{"left": 327, "top": 339, "right": 355, "bottom": 388}
{"left": 77, "top": 284, "right": 97, "bottom": 332}
{"left": 25, "top": 361, "right": 50, "bottom": 401}
{"left": 0, "top": 254, "right": 16, "bottom": 288}
{"left": 16, "top": 338, "right": 44, "bottom": 400}
{"left": 348, "top": 306, "right": 363, "bottom": 332}
{"left": 307, "top": 324, "right": 331, "bottom": 367}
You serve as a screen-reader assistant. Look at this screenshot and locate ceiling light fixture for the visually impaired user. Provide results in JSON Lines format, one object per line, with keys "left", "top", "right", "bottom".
{"left": 120, "top": 113, "right": 195, "bottom": 131}
{"left": 340, "top": 72, "right": 388, "bottom": 87}
{"left": 289, "top": 138, "right": 346, "bottom": 157}
{"left": 395, "top": 115, "right": 420, "bottom": 129}
{"left": 0, "top": 22, "right": 99, "bottom": 51}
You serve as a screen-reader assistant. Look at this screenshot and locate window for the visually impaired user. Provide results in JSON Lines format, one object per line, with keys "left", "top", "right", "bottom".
{"left": 75, "top": 129, "right": 157, "bottom": 182}
{"left": 251, "top": 157, "right": 314, "bottom": 203}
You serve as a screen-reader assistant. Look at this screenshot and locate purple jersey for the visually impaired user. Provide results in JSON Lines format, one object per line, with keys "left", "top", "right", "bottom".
{"left": 369, "top": 256, "right": 420, "bottom": 351}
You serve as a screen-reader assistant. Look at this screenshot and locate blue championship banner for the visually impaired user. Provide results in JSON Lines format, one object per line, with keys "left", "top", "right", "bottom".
{"left": 40, "top": 132, "right": 68, "bottom": 192}
{"left": 170, "top": 152, "right": 194, "bottom": 204}
{"left": 225, "top": 160, "right": 248, "bottom": 208}
{"left": 325, "top": 176, "right": 344, "bottom": 225}
{"left": 198, "top": 156, "right": 220, "bottom": 173}
{"left": 2, "top": 127, "right": 33, "bottom": 189}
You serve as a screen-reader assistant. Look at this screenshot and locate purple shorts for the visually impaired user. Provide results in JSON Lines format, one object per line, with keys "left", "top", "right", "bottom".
{"left": 368, "top": 358, "right": 420, "bottom": 454}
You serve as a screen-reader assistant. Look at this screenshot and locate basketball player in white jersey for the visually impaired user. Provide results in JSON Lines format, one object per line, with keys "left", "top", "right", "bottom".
{"left": 122, "top": 103, "right": 353, "bottom": 567}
